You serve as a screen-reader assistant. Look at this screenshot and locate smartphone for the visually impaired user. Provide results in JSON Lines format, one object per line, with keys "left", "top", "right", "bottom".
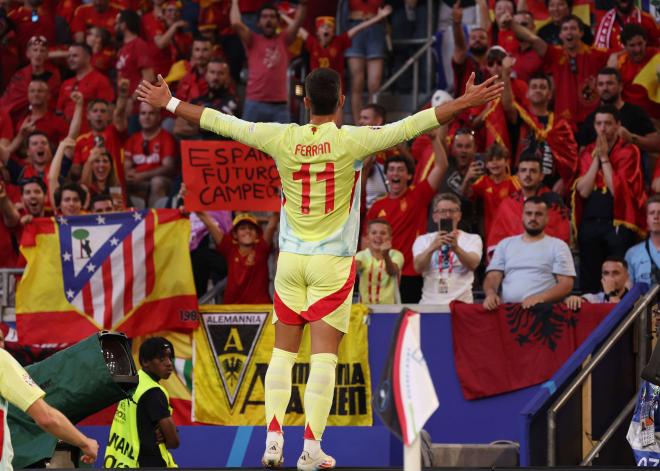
{"left": 439, "top": 218, "right": 453, "bottom": 233}
{"left": 94, "top": 135, "right": 105, "bottom": 148}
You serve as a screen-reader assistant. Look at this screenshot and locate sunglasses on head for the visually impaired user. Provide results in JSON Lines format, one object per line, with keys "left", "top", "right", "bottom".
{"left": 28, "top": 35, "right": 47, "bottom": 46}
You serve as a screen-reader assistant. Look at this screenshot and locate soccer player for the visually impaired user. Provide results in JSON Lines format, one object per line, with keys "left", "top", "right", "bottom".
{"left": 136, "top": 67, "right": 502, "bottom": 471}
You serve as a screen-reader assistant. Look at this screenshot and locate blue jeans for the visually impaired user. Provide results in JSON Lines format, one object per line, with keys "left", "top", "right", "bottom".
{"left": 242, "top": 99, "right": 290, "bottom": 123}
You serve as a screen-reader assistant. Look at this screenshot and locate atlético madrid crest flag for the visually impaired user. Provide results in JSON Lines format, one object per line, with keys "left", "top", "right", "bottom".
{"left": 374, "top": 308, "right": 439, "bottom": 445}
{"left": 16, "top": 209, "right": 198, "bottom": 345}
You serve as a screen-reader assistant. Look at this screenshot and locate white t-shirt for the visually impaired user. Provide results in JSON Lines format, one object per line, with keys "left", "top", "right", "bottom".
{"left": 486, "top": 234, "right": 576, "bottom": 303}
{"left": 412, "top": 230, "right": 483, "bottom": 304}
{"left": 365, "top": 162, "right": 388, "bottom": 210}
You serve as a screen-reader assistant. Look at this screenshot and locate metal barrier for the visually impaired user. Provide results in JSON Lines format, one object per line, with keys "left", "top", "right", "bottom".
{"left": 546, "top": 283, "right": 659, "bottom": 465}
{"left": 287, "top": 57, "right": 307, "bottom": 124}
{"left": 0, "top": 268, "right": 23, "bottom": 322}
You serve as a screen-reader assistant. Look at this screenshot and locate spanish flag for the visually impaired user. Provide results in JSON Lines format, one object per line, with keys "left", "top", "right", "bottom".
{"left": 633, "top": 53, "right": 660, "bottom": 104}
{"left": 16, "top": 209, "right": 199, "bottom": 345}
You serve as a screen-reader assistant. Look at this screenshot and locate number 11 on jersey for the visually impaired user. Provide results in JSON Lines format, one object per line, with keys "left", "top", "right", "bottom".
{"left": 292, "top": 163, "right": 335, "bottom": 215}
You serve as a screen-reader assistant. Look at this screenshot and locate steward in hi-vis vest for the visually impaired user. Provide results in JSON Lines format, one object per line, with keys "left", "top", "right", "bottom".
{"left": 104, "top": 337, "right": 179, "bottom": 468}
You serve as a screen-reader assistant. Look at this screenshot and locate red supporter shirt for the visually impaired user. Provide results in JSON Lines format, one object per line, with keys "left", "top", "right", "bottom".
{"left": 0, "top": 109, "right": 14, "bottom": 142}
{"left": 116, "top": 37, "right": 154, "bottom": 97}
{"left": 305, "top": 33, "right": 351, "bottom": 78}
{"left": 153, "top": 30, "right": 194, "bottom": 77}
{"left": 245, "top": 33, "right": 289, "bottom": 102}
{"left": 141, "top": 12, "right": 163, "bottom": 43}
{"left": 594, "top": 10, "right": 659, "bottom": 51}
{"left": 199, "top": 2, "right": 232, "bottom": 35}
{"left": 240, "top": 0, "right": 269, "bottom": 13}
{"left": 91, "top": 48, "right": 116, "bottom": 75}
{"left": 349, "top": 0, "right": 381, "bottom": 15}
{"left": 0, "top": 40, "right": 19, "bottom": 92}
{"left": 0, "top": 63, "right": 61, "bottom": 116}
{"left": 544, "top": 44, "right": 610, "bottom": 124}
{"left": 16, "top": 111, "right": 68, "bottom": 148}
{"left": 71, "top": 4, "right": 119, "bottom": 35}
{"left": 73, "top": 126, "right": 125, "bottom": 184}
{"left": 176, "top": 68, "right": 208, "bottom": 102}
{"left": 124, "top": 129, "right": 177, "bottom": 173}
{"left": 367, "top": 180, "right": 436, "bottom": 277}
{"left": 218, "top": 237, "right": 272, "bottom": 304}
{"left": 470, "top": 175, "right": 519, "bottom": 240}
{"left": 0, "top": 184, "right": 21, "bottom": 268}
{"left": 56, "top": 0, "right": 81, "bottom": 24}
{"left": 619, "top": 48, "right": 660, "bottom": 120}
{"left": 512, "top": 47, "right": 544, "bottom": 82}
{"left": 57, "top": 69, "right": 115, "bottom": 124}
{"left": 493, "top": 27, "right": 519, "bottom": 54}
{"left": 452, "top": 56, "right": 489, "bottom": 97}
{"left": 7, "top": 6, "right": 56, "bottom": 57}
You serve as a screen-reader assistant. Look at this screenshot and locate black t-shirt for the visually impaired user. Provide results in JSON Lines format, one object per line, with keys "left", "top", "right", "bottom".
{"left": 582, "top": 188, "right": 614, "bottom": 221}
{"left": 136, "top": 387, "right": 170, "bottom": 467}
{"left": 577, "top": 102, "right": 656, "bottom": 147}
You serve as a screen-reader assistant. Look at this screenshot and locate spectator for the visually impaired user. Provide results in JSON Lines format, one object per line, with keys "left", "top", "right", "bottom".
{"left": 6, "top": 132, "right": 58, "bottom": 187}
{"left": 198, "top": 211, "right": 278, "bottom": 304}
{"left": 141, "top": 0, "right": 166, "bottom": 40}
{"left": 174, "top": 59, "right": 239, "bottom": 139}
{"left": 82, "top": 146, "right": 126, "bottom": 208}
{"left": 0, "top": 35, "right": 60, "bottom": 118}
{"left": 439, "top": 128, "right": 480, "bottom": 233}
{"left": 115, "top": 10, "right": 156, "bottom": 99}
{"left": 359, "top": 104, "right": 414, "bottom": 210}
{"left": 509, "top": 11, "right": 543, "bottom": 82}
{"left": 355, "top": 218, "right": 403, "bottom": 304}
{"left": 573, "top": 104, "right": 645, "bottom": 293}
{"left": 413, "top": 193, "right": 482, "bottom": 304}
{"left": 187, "top": 209, "right": 231, "bottom": 297}
{"left": 451, "top": 1, "right": 489, "bottom": 97}
{"left": 577, "top": 68, "right": 660, "bottom": 153}
{"left": 367, "top": 130, "right": 448, "bottom": 303}
{"left": 345, "top": 0, "right": 390, "bottom": 123}
{"left": 57, "top": 43, "right": 114, "bottom": 128}
{"left": 593, "top": 0, "right": 659, "bottom": 51}
{"left": 175, "top": 36, "right": 213, "bottom": 103}
{"left": 483, "top": 195, "right": 575, "bottom": 309}
{"left": 464, "top": 143, "right": 518, "bottom": 242}
{"left": 537, "top": 0, "right": 593, "bottom": 46}
{"left": 124, "top": 102, "right": 178, "bottom": 207}
{"left": 150, "top": 0, "right": 193, "bottom": 77}
{"left": 69, "top": 81, "right": 130, "bottom": 183}
{"left": 626, "top": 195, "right": 660, "bottom": 285}
{"left": 0, "top": 177, "right": 21, "bottom": 267}
{"left": 53, "top": 182, "right": 86, "bottom": 216}
{"left": 512, "top": 15, "right": 610, "bottom": 125}
{"left": 615, "top": 24, "right": 660, "bottom": 122}
{"left": 7, "top": 0, "right": 56, "bottom": 58}
{"left": 90, "top": 193, "right": 115, "bottom": 213}
{"left": 565, "top": 256, "right": 630, "bottom": 309}
{"left": 17, "top": 177, "right": 49, "bottom": 223}
{"left": 71, "top": 0, "right": 119, "bottom": 44}
{"left": 483, "top": 0, "right": 519, "bottom": 54}
{"left": 230, "top": 0, "right": 307, "bottom": 123}
{"left": 86, "top": 26, "right": 115, "bottom": 75}
{"left": 105, "top": 337, "right": 179, "bottom": 468}
{"left": 487, "top": 154, "right": 570, "bottom": 254}
{"left": 0, "top": 8, "right": 19, "bottom": 93}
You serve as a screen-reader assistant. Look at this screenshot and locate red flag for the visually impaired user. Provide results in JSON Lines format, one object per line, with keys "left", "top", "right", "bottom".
{"left": 450, "top": 301, "right": 612, "bottom": 400}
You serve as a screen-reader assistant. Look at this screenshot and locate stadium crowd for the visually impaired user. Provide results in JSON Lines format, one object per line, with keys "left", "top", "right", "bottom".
{"left": 0, "top": 0, "right": 659, "bottom": 308}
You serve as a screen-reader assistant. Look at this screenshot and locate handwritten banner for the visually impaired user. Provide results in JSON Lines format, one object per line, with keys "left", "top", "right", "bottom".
{"left": 181, "top": 140, "right": 281, "bottom": 211}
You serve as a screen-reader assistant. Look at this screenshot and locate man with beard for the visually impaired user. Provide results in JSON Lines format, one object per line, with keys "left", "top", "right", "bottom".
{"left": 486, "top": 154, "right": 569, "bottom": 256}
{"left": 483, "top": 195, "right": 575, "bottom": 309}
{"left": 115, "top": 10, "right": 155, "bottom": 100}
{"left": 615, "top": 25, "right": 660, "bottom": 122}
{"left": 174, "top": 58, "right": 240, "bottom": 139}
{"left": 230, "top": 1, "right": 306, "bottom": 123}
{"left": 577, "top": 68, "right": 659, "bottom": 153}
{"left": 4, "top": 132, "right": 69, "bottom": 189}
{"left": 56, "top": 43, "right": 114, "bottom": 129}
{"left": 69, "top": 83, "right": 130, "bottom": 183}
{"left": 451, "top": 1, "right": 489, "bottom": 97}
{"left": 175, "top": 37, "right": 214, "bottom": 103}
{"left": 124, "top": 102, "right": 178, "bottom": 207}
{"left": 510, "top": 15, "right": 610, "bottom": 126}
{"left": 593, "top": 0, "right": 659, "bottom": 51}
{"left": 572, "top": 105, "right": 645, "bottom": 293}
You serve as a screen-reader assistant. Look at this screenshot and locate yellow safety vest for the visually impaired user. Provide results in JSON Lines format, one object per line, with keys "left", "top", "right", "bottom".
{"left": 103, "top": 370, "right": 177, "bottom": 468}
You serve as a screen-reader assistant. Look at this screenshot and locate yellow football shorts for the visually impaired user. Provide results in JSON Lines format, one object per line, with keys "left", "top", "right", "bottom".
{"left": 273, "top": 252, "right": 356, "bottom": 333}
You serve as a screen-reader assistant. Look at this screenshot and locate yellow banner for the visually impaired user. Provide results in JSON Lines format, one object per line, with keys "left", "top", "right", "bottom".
{"left": 193, "top": 304, "right": 372, "bottom": 426}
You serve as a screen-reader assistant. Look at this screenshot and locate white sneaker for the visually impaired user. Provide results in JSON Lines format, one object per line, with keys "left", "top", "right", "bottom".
{"left": 296, "top": 449, "right": 336, "bottom": 471}
{"left": 262, "top": 441, "right": 284, "bottom": 468}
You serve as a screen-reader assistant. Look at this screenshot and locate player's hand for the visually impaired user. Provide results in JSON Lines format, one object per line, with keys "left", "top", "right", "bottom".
{"left": 483, "top": 293, "right": 501, "bottom": 310}
{"left": 136, "top": 75, "right": 172, "bottom": 109}
{"left": 521, "top": 294, "right": 544, "bottom": 310}
{"left": 564, "top": 295, "right": 582, "bottom": 311}
{"left": 451, "top": 0, "right": 463, "bottom": 24}
{"left": 461, "top": 74, "right": 504, "bottom": 108}
{"left": 79, "top": 437, "right": 99, "bottom": 464}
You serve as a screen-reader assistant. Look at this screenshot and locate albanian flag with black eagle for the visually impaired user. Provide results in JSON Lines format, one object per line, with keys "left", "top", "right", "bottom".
{"left": 450, "top": 301, "right": 613, "bottom": 399}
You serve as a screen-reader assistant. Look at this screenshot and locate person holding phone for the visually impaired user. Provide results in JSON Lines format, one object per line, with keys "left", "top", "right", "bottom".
{"left": 412, "top": 193, "right": 483, "bottom": 305}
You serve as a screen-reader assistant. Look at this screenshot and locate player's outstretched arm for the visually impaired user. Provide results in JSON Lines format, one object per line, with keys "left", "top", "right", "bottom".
{"left": 434, "top": 73, "right": 504, "bottom": 124}
{"left": 136, "top": 75, "right": 205, "bottom": 126}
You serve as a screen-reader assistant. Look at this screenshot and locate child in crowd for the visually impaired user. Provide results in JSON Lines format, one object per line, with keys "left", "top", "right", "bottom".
{"left": 197, "top": 211, "right": 278, "bottom": 304}
{"left": 355, "top": 218, "right": 404, "bottom": 304}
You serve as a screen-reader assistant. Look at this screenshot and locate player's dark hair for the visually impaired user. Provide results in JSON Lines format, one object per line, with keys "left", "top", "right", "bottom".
{"left": 54, "top": 183, "right": 87, "bottom": 208}
{"left": 305, "top": 68, "right": 341, "bottom": 115}
{"left": 621, "top": 23, "right": 647, "bottom": 45}
{"left": 139, "top": 336, "right": 175, "bottom": 364}
{"left": 118, "top": 10, "right": 141, "bottom": 35}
